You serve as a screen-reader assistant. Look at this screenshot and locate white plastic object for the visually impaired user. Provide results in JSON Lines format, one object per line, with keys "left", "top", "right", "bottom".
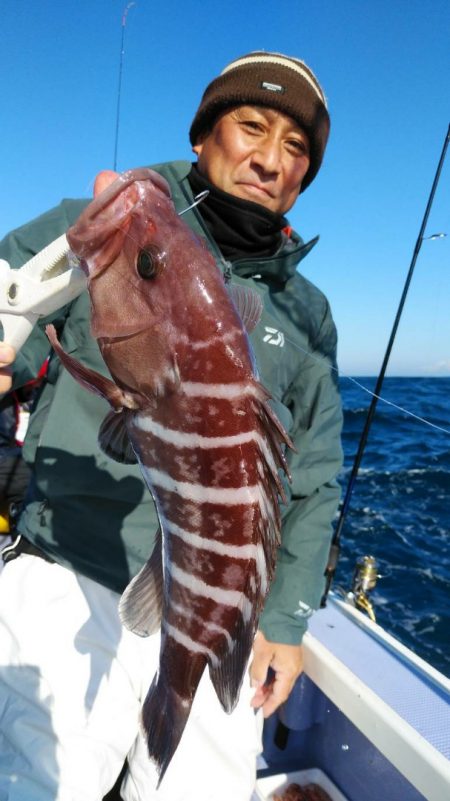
{"left": 0, "top": 234, "right": 87, "bottom": 352}
{"left": 254, "top": 768, "right": 349, "bottom": 801}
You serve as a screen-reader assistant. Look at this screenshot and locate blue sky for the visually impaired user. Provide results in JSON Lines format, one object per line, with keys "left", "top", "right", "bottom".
{"left": 2, "top": 0, "right": 449, "bottom": 375}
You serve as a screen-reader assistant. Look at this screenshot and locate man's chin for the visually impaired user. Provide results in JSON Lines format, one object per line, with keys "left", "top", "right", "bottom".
{"left": 232, "top": 184, "right": 278, "bottom": 212}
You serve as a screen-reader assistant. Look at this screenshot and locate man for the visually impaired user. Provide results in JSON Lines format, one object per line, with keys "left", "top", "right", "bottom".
{"left": 0, "top": 52, "right": 342, "bottom": 801}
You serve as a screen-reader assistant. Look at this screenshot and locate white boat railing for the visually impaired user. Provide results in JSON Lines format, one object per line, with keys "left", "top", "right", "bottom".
{"left": 303, "top": 596, "right": 450, "bottom": 801}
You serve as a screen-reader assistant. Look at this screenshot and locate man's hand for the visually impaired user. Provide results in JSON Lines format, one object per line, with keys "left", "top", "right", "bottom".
{"left": 0, "top": 344, "right": 16, "bottom": 394}
{"left": 249, "top": 629, "right": 304, "bottom": 717}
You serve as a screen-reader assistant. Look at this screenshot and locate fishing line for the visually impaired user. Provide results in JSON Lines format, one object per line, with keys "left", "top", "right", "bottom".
{"left": 281, "top": 331, "right": 450, "bottom": 436}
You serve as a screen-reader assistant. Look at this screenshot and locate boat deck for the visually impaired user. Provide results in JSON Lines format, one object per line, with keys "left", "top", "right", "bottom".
{"left": 258, "top": 596, "right": 450, "bottom": 801}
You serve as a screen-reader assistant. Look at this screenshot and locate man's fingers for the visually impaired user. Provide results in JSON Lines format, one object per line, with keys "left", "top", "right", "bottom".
{"left": 249, "top": 630, "right": 272, "bottom": 687}
{"left": 0, "top": 344, "right": 15, "bottom": 367}
{"left": 251, "top": 666, "right": 297, "bottom": 717}
{"left": 249, "top": 653, "right": 269, "bottom": 689}
{"left": 249, "top": 632, "right": 305, "bottom": 717}
{"left": 249, "top": 633, "right": 274, "bottom": 712}
{"left": 0, "top": 368, "right": 13, "bottom": 394}
{"left": 0, "top": 345, "right": 16, "bottom": 394}
{"left": 260, "top": 672, "right": 295, "bottom": 718}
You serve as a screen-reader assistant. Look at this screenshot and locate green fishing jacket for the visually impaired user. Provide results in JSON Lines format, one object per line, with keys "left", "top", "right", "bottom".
{"left": 0, "top": 161, "right": 343, "bottom": 645}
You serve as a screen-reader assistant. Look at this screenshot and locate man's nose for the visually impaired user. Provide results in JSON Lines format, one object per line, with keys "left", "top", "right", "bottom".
{"left": 251, "top": 137, "right": 282, "bottom": 175}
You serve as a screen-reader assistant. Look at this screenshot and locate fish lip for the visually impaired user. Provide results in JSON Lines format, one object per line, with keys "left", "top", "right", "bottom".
{"left": 147, "top": 170, "right": 172, "bottom": 199}
{"left": 120, "top": 168, "right": 172, "bottom": 201}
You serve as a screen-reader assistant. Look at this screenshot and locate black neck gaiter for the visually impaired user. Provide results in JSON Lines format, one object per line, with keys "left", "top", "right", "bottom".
{"left": 187, "top": 164, "right": 288, "bottom": 261}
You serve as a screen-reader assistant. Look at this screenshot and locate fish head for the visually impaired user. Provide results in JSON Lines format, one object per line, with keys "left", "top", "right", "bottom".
{"left": 67, "top": 168, "right": 174, "bottom": 339}
{"left": 67, "top": 168, "right": 190, "bottom": 395}
{"left": 66, "top": 167, "right": 250, "bottom": 399}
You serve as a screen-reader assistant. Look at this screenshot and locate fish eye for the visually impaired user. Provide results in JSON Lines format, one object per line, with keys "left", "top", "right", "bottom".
{"left": 136, "top": 248, "right": 159, "bottom": 279}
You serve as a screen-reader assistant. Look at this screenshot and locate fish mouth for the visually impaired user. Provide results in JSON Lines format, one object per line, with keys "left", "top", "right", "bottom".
{"left": 117, "top": 169, "right": 172, "bottom": 203}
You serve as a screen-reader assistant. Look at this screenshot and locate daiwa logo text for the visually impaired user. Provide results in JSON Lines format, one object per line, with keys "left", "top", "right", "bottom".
{"left": 263, "top": 326, "right": 285, "bottom": 347}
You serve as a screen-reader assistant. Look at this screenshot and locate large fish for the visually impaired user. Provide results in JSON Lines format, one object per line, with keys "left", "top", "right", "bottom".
{"left": 46, "top": 168, "right": 292, "bottom": 781}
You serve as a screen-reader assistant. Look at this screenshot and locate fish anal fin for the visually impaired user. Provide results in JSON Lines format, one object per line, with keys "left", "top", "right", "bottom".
{"left": 118, "top": 528, "right": 163, "bottom": 637}
{"left": 45, "top": 324, "right": 138, "bottom": 411}
{"left": 98, "top": 410, "right": 137, "bottom": 464}
{"left": 228, "top": 284, "right": 263, "bottom": 332}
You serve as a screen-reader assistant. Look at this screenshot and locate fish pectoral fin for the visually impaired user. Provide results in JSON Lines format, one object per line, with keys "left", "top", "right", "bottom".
{"left": 208, "top": 597, "right": 257, "bottom": 714}
{"left": 228, "top": 284, "right": 263, "bottom": 332}
{"left": 118, "top": 527, "right": 163, "bottom": 636}
{"left": 45, "top": 324, "right": 133, "bottom": 412}
{"left": 98, "top": 410, "right": 137, "bottom": 464}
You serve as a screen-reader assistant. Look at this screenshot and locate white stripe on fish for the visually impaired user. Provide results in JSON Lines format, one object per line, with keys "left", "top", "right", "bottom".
{"left": 164, "top": 621, "right": 220, "bottom": 668}
{"left": 140, "top": 465, "right": 266, "bottom": 507}
{"left": 181, "top": 382, "right": 262, "bottom": 400}
{"left": 163, "top": 517, "right": 258, "bottom": 559}
{"left": 134, "top": 414, "right": 268, "bottom": 452}
{"left": 169, "top": 600, "right": 234, "bottom": 650}
{"left": 177, "top": 330, "right": 240, "bottom": 351}
{"left": 255, "top": 541, "right": 269, "bottom": 597}
{"left": 169, "top": 563, "right": 253, "bottom": 622}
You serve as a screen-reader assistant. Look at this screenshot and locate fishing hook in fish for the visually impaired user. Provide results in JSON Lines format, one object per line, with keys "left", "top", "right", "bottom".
{"left": 82, "top": 192, "right": 214, "bottom": 308}
{"left": 178, "top": 191, "right": 210, "bottom": 216}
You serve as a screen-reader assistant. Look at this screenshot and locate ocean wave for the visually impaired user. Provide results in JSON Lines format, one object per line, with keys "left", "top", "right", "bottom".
{"left": 335, "top": 378, "right": 450, "bottom": 676}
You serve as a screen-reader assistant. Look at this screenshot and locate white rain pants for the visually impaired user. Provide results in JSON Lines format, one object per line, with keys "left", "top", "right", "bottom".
{"left": 0, "top": 554, "right": 263, "bottom": 801}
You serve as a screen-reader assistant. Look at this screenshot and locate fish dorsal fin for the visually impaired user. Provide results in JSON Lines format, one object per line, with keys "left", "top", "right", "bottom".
{"left": 98, "top": 410, "right": 138, "bottom": 464}
{"left": 118, "top": 527, "right": 163, "bottom": 636}
{"left": 228, "top": 284, "right": 263, "bottom": 332}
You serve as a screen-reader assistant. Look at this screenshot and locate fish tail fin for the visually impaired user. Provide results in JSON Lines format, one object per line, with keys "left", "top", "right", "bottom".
{"left": 142, "top": 652, "right": 206, "bottom": 784}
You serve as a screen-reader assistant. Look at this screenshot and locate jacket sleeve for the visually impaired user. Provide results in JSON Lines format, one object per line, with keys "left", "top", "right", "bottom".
{"left": 0, "top": 199, "right": 87, "bottom": 388}
{"left": 259, "top": 300, "right": 343, "bottom": 645}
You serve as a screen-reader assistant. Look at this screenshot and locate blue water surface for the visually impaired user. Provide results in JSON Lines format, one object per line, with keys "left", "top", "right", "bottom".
{"left": 335, "top": 377, "right": 450, "bottom": 678}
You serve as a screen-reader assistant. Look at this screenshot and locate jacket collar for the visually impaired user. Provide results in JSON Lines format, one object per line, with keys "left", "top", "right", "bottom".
{"left": 149, "top": 160, "right": 319, "bottom": 285}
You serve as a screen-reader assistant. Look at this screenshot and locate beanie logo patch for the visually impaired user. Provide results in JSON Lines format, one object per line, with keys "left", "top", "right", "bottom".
{"left": 261, "top": 81, "right": 285, "bottom": 94}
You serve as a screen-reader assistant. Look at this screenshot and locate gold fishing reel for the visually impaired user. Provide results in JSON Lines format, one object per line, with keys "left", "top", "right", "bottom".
{"left": 347, "top": 554, "right": 380, "bottom": 622}
{"left": 0, "top": 513, "right": 9, "bottom": 534}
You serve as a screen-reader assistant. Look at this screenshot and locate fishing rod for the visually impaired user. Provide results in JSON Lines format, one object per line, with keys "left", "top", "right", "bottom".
{"left": 321, "top": 121, "right": 450, "bottom": 607}
{"left": 113, "top": 2, "right": 136, "bottom": 171}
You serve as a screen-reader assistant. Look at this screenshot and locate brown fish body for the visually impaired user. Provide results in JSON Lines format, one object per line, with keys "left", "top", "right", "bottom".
{"left": 47, "top": 168, "right": 291, "bottom": 781}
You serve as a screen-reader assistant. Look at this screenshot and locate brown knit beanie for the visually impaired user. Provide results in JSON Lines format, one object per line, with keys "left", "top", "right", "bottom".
{"left": 189, "top": 51, "right": 330, "bottom": 192}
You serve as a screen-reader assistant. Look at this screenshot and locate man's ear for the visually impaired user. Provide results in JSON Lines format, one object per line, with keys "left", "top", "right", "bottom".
{"left": 192, "top": 130, "right": 209, "bottom": 157}
{"left": 192, "top": 140, "right": 204, "bottom": 157}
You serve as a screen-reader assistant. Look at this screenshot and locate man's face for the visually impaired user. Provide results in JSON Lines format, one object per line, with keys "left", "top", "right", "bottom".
{"left": 193, "top": 105, "right": 310, "bottom": 214}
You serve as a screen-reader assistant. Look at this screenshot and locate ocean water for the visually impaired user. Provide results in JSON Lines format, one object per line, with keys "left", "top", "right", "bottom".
{"left": 334, "top": 376, "right": 450, "bottom": 678}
